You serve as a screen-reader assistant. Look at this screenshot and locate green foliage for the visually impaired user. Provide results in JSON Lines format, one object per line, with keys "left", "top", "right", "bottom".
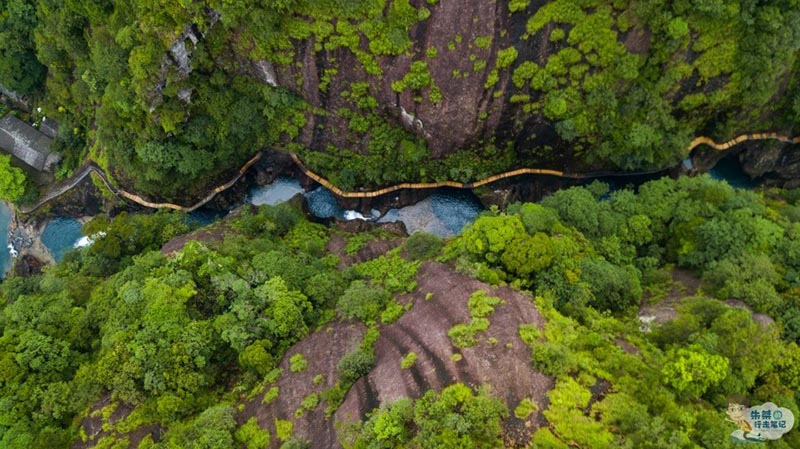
{"left": 337, "top": 348, "right": 375, "bottom": 384}
{"left": 157, "top": 405, "right": 238, "bottom": 449}
{"left": 380, "top": 299, "right": 407, "bottom": 324}
{"left": 0, "top": 202, "right": 367, "bottom": 445}
{"left": 280, "top": 438, "right": 310, "bottom": 449}
{"left": 549, "top": 28, "right": 565, "bottom": 42}
{"left": 274, "top": 419, "right": 293, "bottom": 442}
{"left": 518, "top": 324, "right": 540, "bottom": 346}
{"left": 235, "top": 417, "right": 271, "bottom": 449}
{"left": 661, "top": 345, "right": 729, "bottom": 398}
{"left": 289, "top": 353, "right": 308, "bottom": 373}
{"left": 495, "top": 47, "right": 518, "bottom": 69}
{"left": 344, "top": 232, "right": 373, "bottom": 256}
{"left": 509, "top": 0, "right": 530, "bottom": 14}
{"left": 514, "top": 398, "right": 538, "bottom": 419}
{"left": 337, "top": 280, "right": 390, "bottom": 323}
{"left": 474, "top": 36, "right": 492, "bottom": 49}
{"left": 0, "top": 153, "right": 27, "bottom": 202}
{"left": 404, "top": 232, "right": 444, "bottom": 260}
{"left": 296, "top": 392, "right": 320, "bottom": 417}
{"left": 392, "top": 61, "right": 434, "bottom": 93}
{"left": 448, "top": 291, "right": 502, "bottom": 348}
{"left": 580, "top": 258, "right": 642, "bottom": 311}
{"left": 347, "top": 383, "right": 508, "bottom": 449}
{"left": 400, "top": 352, "right": 417, "bottom": 369}
{"left": 262, "top": 387, "right": 280, "bottom": 405}
{"left": 0, "top": 0, "right": 45, "bottom": 93}
{"left": 353, "top": 251, "right": 420, "bottom": 293}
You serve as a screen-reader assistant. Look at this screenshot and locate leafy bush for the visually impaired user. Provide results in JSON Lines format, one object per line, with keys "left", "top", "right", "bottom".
{"left": 235, "top": 417, "right": 271, "bottom": 449}
{"left": 514, "top": 398, "right": 539, "bottom": 419}
{"left": 337, "top": 348, "right": 375, "bottom": 384}
{"left": 349, "top": 383, "right": 508, "bottom": 448}
{"left": 274, "top": 419, "right": 293, "bottom": 442}
{"left": 400, "top": 352, "right": 418, "bottom": 369}
{"left": 262, "top": 387, "right": 279, "bottom": 405}
{"left": 404, "top": 231, "right": 444, "bottom": 260}
{"left": 337, "top": 280, "right": 390, "bottom": 322}
{"left": 380, "top": 300, "right": 407, "bottom": 324}
{"left": 289, "top": 353, "right": 308, "bottom": 373}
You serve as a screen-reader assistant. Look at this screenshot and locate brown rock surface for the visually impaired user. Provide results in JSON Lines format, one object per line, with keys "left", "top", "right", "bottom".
{"left": 334, "top": 261, "right": 552, "bottom": 448}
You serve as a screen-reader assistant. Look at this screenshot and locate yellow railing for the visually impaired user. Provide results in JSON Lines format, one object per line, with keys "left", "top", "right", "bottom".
{"left": 21, "top": 131, "right": 798, "bottom": 213}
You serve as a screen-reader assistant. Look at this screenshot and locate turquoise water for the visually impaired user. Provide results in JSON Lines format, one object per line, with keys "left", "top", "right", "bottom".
{"left": 41, "top": 218, "right": 84, "bottom": 262}
{"left": 247, "top": 179, "right": 481, "bottom": 236}
{"left": 187, "top": 208, "right": 227, "bottom": 226}
{"left": 0, "top": 202, "right": 10, "bottom": 278}
{"left": 429, "top": 190, "right": 485, "bottom": 235}
{"left": 248, "top": 177, "right": 305, "bottom": 206}
{"left": 248, "top": 179, "right": 371, "bottom": 220}
{"left": 379, "top": 190, "right": 484, "bottom": 238}
{"left": 710, "top": 156, "right": 758, "bottom": 189}
{"left": 304, "top": 187, "right": 346, "bottom": 218}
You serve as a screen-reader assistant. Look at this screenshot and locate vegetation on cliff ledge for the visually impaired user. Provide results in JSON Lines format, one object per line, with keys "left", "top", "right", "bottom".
{"left": 2, "top": 1, "right": 800, "bottom": 198}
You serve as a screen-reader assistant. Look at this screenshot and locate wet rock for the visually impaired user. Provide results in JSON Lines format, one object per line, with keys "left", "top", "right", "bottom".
{"left": 739, "top": 141, "right": 800, "bottom": 187}
{"left": 13, "top": 254, "right": 44, "bottom": 277}
{"left": 7, "top": 215, "right": 55, "bottom": 268}
{"left": 333, "top": 217, "right": 408, "bottom": 237}
{"left": 692, "top": 140, "right": 800, "bottom": 188}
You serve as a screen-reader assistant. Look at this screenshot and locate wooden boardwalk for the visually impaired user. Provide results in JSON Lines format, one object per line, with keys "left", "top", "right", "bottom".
{"left": 19, "top": 132, "right": 799, "bottom": 213}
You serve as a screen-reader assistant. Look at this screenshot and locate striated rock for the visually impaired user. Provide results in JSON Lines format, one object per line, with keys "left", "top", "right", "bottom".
{"left": 270, "top": 1, "right": 535, "bottom": 159}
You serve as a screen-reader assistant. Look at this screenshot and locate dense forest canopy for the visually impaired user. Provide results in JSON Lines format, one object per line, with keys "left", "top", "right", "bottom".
{"left": 1, "top": 0, "right": 800, "bottom": 199}
{"left": 4, "top": 1, "right": 800, "bottom": 448}
{"left": 1, "top": 177, "right": 800, "bottom": 447}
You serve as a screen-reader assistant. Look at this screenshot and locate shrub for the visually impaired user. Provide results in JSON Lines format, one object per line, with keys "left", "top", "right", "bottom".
{"left": 404, "top": 232, "right": 444, "bottom": 260}
{"left": 289, "top": 353, "right": 308, "bottom": 373}
{"left": 518, "top": 324, "right": 541, "bottom": 346}
{"left": 496, "top": 47, "right": 518, "bottom": 69}
{"left": 380, "top": 300, "right": 407, "bottom": 324}
{"left": 337, "top": 349, "right": 375, "bottom": 383}
{"left": 262, "top": 387, "right": 279, "bottom": 405}
{"left": 400, "top": 352, "right": 418, "bottom": 369}
{"left": 337, "top": 280, "right": 390, "bottom": 322}
{"left": 514, "top": 398, "right": 539, "bottom": 419}
{"left": 274, "top": 419, "right": 293, "bottom": 442}
{"left": 280, "top": 438, "right": 310, "bottom": 449}
{"left": 235, "top": 417, "right": 271, "bottom": 449}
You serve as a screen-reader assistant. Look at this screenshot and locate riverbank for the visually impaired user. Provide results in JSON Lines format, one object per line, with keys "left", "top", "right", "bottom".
{"left": 0, "top": 129, "right": 779, "bottom": 280}
{"left": 15, "top": 131, "right": 796, "bottom": 219}
{"left": 5, "top": 205, "right": 55, "bottom": 277}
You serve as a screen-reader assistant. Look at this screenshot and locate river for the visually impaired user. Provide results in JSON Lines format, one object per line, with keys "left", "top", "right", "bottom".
{"left": 41, "top": 218, "right": 84, "bottom": 262}
{"left": 0, "top": 157, "right": 760, "bottom": 280}
{"left": 248, "top": 177, "right": 484, "bottom": 237}
{"left": 0, "top": 203, "right": 11, "bottom": 275}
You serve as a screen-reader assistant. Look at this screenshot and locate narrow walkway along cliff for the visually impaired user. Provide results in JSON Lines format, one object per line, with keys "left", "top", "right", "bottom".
{"left": 19, "top": 132, "right": 800, "bottom": 214}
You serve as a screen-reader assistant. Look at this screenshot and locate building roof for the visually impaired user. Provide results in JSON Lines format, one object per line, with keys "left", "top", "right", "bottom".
{"left": 39, "top": 117, "right": 59, "bottom": 139}
{"left": 0, "top": 115, "right": 58, "bottom": 172}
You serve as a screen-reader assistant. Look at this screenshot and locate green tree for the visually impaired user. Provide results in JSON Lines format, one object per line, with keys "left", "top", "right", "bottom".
{"left": 661, "top": 345, "right": 729, "bottom": 398}
{"left": 0, "top": 0, "right": 45, "bottom": 94}
{"left": 0, "top": 153, "right": 26, "bottom": 202}
{"left": 337, "top": 280, "right": 390, "bottom": 322}
{"left": 349, "top": 384, "right": 508, "bottom": 449}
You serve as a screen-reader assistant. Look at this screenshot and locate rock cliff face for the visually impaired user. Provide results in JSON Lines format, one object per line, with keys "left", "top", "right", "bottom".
{"left": 693, "top": 141, "right": 800, "bottom": 188}
{"left": 739, "top": 142, "right": 800, "bottom": 187}
{"left": 268, "top": 1, "right": 560, "bottom": 161}
{"left": 247, "top": 0, "right": 799, "bottom": 183}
